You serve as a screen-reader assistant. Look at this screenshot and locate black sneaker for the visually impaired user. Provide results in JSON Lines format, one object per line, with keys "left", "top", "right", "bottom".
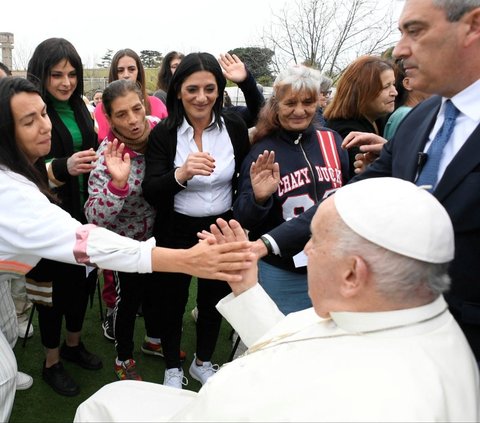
{"left": 102, "top": 312, "right": 114, "bottom": 341}
{"left": 42, "top": 361, "right": 80, "bottom": 397}
{"left": 60, "top": 341, "right": 103, "bottom": 370}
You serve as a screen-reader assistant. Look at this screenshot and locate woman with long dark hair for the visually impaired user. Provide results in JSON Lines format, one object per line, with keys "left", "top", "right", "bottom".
{"left": 0, "top": 76, "right": 254, "bottom": 420}
{"left": 26, "top": 37, "right": 102, "bottom": 397}
{"left": 143, "top": 52, "right": 250, "bottom": 389}
{"left": 154, "top": 50, "right": 185, "bottom": 105}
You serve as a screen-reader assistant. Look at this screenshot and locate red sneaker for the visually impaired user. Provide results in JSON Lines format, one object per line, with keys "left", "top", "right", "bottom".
{"left": 141, "top": 341, "right": 186, "bottom": 362}
{"left": 114, "top": 359, "right": 142, "bottom": 381}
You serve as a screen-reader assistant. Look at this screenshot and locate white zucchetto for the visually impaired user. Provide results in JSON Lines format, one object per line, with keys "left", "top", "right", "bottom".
{"left": 334, "top": 177, "right": 454, "bottom": 263}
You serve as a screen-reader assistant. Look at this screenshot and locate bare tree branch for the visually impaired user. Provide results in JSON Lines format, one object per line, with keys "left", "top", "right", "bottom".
{"left": 262, "top": 0, "right": 397, "bottom": 78}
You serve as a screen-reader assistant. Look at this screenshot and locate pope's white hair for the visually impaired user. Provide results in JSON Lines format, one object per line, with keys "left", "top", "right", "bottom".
{"left": 330, "top": 212, "right": 451, "bottom": 301}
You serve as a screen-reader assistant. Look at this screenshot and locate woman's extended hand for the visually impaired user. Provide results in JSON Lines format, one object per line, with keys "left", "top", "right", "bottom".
{"left": 342, "top": 132, "right": 387, "bottom": 174}
{"left": 199, "top": 218, "right": 258, "bottom": 295}
{"left": 341, "top": 131, "right": 386, "bottom": 154}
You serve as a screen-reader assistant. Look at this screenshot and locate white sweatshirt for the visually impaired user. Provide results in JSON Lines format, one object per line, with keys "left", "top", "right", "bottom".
{"left": 0, "top": 168, "right": 154, "bottom": 276}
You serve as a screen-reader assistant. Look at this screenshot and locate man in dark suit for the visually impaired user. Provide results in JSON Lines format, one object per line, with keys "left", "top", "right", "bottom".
{"left": 253, "top": 0, "right": 480, "bottom": 360}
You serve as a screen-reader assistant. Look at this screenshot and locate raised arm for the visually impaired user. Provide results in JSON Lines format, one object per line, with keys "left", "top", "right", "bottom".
{"left": 1, "top": 171, "right": 255, "bottom": 284}
{"left": 233, "top": 148, "right": 279, "bottom": 230}
{"left": 219, "top": 53, "right": 265, "bottom": 127}
{"left": 84, "top": 139, "right": 131, "bottom": 226}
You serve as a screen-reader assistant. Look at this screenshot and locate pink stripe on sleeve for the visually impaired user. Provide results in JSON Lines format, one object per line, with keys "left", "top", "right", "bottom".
{"left": 107, "top": 180, "right": 130, "bottom": 197}
{"left": 74, "top": 224, "right": 97, "bottom": 265}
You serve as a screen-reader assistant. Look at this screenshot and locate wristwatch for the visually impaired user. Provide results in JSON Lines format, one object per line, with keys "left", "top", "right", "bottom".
{"left": 260, "top": 235, "right": 273, "bottom": 255}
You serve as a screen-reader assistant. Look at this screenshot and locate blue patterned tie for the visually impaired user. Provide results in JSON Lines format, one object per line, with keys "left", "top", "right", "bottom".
{"left": 416, "top": 99, "right": 460, "bottom": 191}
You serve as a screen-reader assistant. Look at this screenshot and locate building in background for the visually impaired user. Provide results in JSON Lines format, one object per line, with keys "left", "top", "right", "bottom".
{"left": 0, "top": 32, "right": 14, "bottom": 70}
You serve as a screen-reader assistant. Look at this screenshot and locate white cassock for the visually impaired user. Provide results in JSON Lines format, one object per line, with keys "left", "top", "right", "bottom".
{"left": 75, "top": 284, "right": 480, "bottom": 422}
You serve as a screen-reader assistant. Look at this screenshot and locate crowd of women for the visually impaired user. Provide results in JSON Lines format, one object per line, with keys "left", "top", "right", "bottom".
{"left": 0, "top": 34, "right": 421, "bottom": 421}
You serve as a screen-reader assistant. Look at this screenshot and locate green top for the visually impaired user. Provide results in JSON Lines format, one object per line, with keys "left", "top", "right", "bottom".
{"left": 384, "top": 106, "right": 412, "bottom": 141}
{"left": 49, "top": 95, "right": 87, "bottom": 206}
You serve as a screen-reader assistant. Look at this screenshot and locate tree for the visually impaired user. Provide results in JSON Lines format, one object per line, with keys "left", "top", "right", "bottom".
{"left": 229, "top": 47, "right": 275, "bottom": 85}
{"left": 262, "top": 0, "right": 397, "bottom": 77}
{"left": 98, "top": 49, "right": 114, "bottom": 69}
{"left": 11, "top": 43, "right": 33, "bottom": 71}
{"left": 140, "top": 50, "right": 163, "bottom": 69}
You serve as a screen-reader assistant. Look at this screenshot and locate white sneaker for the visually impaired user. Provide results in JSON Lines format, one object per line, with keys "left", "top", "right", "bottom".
{"left": 16, "top": 371, "right": 33, "bottom": 390}
{"left": 17, "top": 319, "right": 33, "bottom": 339}
{"left": 189, "top": 355, "right": 219, "bottom": 385}
{"left": 164, "top": 368, "right": 188, "bottom": 389}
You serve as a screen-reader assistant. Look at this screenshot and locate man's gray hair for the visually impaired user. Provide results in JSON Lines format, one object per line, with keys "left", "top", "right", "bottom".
{"left": 433, "top": 0, "right": 480, "bottom": 21}
{"left": 273, "top": 65, "right": 321, "bottom": 95}
{"left": 331, "top": 213, "right": 451, "bottom": 302}
{"left": 319, "top": 75, "right": 333, "bottom": 93}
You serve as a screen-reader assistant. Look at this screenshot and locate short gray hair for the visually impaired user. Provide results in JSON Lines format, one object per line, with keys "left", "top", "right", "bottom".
{"left": 319, "top": 75, "right": 333, "bottom": 93}
{"left": 273, "top": 65, "right": 321, "bottom": 96}
{"left": 432, "top": 0, "right": 480, "bottom": 21}
{"left": 331, "top": 213, "right": 451, "bottom": 302}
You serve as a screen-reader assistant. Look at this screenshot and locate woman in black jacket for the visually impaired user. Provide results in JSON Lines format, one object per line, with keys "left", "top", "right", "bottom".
{"left": 143, "top": 52, "right": 250, "bottom": 389}
{"left": 26, "top": 38, "right": 101, "bottom": 397}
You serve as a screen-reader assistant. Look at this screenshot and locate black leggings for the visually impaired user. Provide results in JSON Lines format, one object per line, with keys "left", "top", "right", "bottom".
{"left": 158, "top": 211, "right": 232, "bottom": 369}
{"left": 36, "top": 262, "right": 97, "bottom": 349}
{"left": 113, "top": 271, "right": 163, "bottom": 361}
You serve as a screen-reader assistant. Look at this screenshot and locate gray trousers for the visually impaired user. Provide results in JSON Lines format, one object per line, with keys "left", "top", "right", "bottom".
{"left": 10, "top": 276, "right": 32, "bottom": 325}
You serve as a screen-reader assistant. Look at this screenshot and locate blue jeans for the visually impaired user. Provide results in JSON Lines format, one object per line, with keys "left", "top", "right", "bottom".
{"left": 258, "top": 260, "right": 311, "bottom": 315}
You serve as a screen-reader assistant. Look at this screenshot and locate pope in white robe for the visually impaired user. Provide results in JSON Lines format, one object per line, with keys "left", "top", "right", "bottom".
{"left": 74, "top": 178, "right": 480, "bottom": 422}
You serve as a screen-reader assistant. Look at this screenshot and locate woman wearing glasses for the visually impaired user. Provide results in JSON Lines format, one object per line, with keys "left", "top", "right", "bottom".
{"left": 313, "top": 74, "right": 333, "bottom": 128}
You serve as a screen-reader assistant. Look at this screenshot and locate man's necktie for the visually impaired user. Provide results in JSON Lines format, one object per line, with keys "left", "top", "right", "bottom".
{"left": 416, "top": 99, "right": 460, "bottom": 191}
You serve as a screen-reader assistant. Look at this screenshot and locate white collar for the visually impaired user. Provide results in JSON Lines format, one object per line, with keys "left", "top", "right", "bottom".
{"left": 448, "top": 78, "right": 480, "bottom": 123}
{"left": 178, "top": 114, "right": 218, "bottom": 136}
{"left": 330, "top": 295, "right": 448, "bottom": 333}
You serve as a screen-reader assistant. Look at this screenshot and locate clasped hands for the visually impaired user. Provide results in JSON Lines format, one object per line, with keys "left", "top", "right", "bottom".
{"left": 196, "top": 148, "right": 281, "bottom": 293}
{"left": 198, "top": 218, "right": 259, "bottom": 296}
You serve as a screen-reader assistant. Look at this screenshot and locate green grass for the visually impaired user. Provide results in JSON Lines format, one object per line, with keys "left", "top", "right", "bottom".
{"left": 11, "top": 277, "right": 234, "bottom": 422}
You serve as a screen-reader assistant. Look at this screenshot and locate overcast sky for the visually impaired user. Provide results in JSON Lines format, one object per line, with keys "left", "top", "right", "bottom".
{"left": 1, "top": 0, "right": 282, "bottom": 69}
{"left": 1, "top": 0, "right": 404, "bottom": 70}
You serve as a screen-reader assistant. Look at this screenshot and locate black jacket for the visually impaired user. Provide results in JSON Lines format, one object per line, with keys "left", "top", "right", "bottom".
{"left": 47, "top": 98, "right": 97, "bottom": 222}
{"left": 234, "top": 125, "right": 348, "bottom": 273}
{"left": 142, "top": 112, "right": 250, "bottom": 245}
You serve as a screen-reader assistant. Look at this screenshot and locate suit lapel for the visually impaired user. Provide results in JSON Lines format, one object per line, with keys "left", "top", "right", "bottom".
{"left": 434, "top": 123, "right": 480, "bottom": 200}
